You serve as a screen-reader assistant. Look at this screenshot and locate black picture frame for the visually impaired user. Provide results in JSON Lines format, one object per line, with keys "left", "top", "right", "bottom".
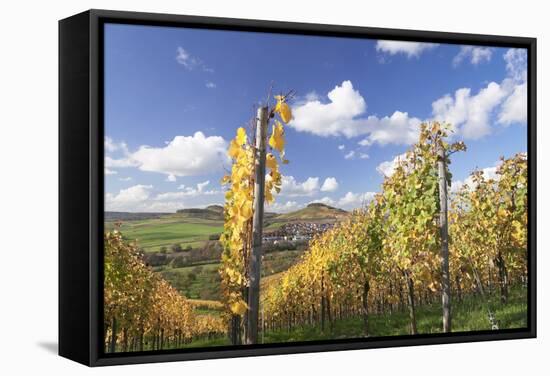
{"left": 59, "top": 8, "right": 537, "bottom": 367}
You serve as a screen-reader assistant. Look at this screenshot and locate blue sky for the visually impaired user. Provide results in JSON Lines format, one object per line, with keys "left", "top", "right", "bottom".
{"left": 104, "top": 23, "right": 528, "bottom": 213}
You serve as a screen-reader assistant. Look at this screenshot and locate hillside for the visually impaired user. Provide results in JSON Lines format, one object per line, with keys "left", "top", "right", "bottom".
{"left": 176, "top": 205, "right": 225, "bottom": 221}
{"left": 104, "top": 202, "right": 348, "bottom": 253}
{"left": 105, "top": 211, "right": 169, "bottom": 221}
{"left": 274, "top": 203, "right": 348, "bottom": 222}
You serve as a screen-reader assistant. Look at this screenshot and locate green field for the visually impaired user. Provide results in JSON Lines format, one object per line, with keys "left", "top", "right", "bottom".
{"left": 156, "top": 249, "right": 304, "bottom": 301}
{"left": 107, "top": 216, "right": 223, "bottom": 252}
{"left": 157, "top": 262, "right": 222, "bottom": 301}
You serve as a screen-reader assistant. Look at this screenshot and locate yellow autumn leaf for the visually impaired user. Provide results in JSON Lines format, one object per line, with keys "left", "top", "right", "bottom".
{"left": 278, "top": 102, "right": 292, "bottom": 123}
{"left": 274, "top": 95, "right": 292, "bottom": 123}
{"left": 266, "top": 153, "right": 277, "bottom": 169}
{"left": 230, "top": 299, "right": 248, "bottom": 316}
{"left": 240, "top": 201, "right": 253, "bottom": 220}
{"left": 221, "top": 175, "right": 230, "bottom": 184}
{"left": 265, "top": 188, "right": 274, "bottom": 203}
{"left": 236, "top": 127, "right": 247, "bottom": 145}
{"left": 228, "top": 139, "right": 241, "bottom": 159}
{"left": 269, "top": 121, "right": 285, "bottom": 153}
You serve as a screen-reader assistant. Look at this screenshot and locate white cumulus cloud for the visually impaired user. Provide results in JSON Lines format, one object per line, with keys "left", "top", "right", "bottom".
{"left": 290, "top": 81, "right": 421, "bottom": 145}
{"left": 376, "top": 153, "right": 408, "bottom": 177}
{"left": 104, "top": 137, "right": 126, "bottom": 153}
{"left": 176, "top": 47, "right": 213, "bottom": 72}
{"left": 105, "top": 181, "right": 223, "bottom": 213}
{"left": 453, "top": 46, "right": 493, "bottom": 66}
{"left": 266, "top": 200, "right": 301, "bottom": 213}
{"left": 103, "top": 133, "right": 228, "bottom": 178}
{"left": 432, "top": 47, "right": 527, "bottom": 138}
{"left": 130, "top": 132, "right": 228, "bottom": 178}
{"left": 504, "top": 48, "right": 527, "bottom": 82}
{"left": 376, "top": 40, "right": 438, "bottom": 58}
{"left": 105, "top": 156, "right": 138, "bottom": 168}
{"left": 321, "top": 177, "right": 339, "bottom": 192}
{"left": 344, "top": 150, "right": 356, "bottom": 160}
{"left": 431, "top": 82, "right": 507, "bottom": 139}
{"left": 310, "top": 197, "right": 336, "bottom": 206}
{"left": 290, "top": 80, "right": 367, "bottom": 138}
{"left": 498, "top": 81, "right": 527, "bottom": 125}
{"left": 280, "top": 176, "right": 320, "bottom": 197}
{"left": 358, "top": 138, "right": 372, "bottom": 147}
{"left": 338, "top": 191, "right": 377, "bottom": 210}
{"left": 451, "top": 163, "right": 501, "bottom": 193}
{"left": 105, "top": 185, "right": 153, "bottom": 211}
{"left": 497, "top": 48, "right": 528, "bottom": 125}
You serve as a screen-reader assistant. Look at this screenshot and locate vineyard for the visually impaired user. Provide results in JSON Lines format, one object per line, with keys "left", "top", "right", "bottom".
{"left": 104, "top": 230, "right": 226, "bottom": 352}
{"left": 103, "top": 96, "right": 528, "bottom": 352}
{"left": 261, "top": 124, "right": 527, "bottom": 336}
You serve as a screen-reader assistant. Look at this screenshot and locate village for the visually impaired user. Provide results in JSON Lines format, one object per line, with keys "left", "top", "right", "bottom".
{"left": 263, "top": 222, "right": 335, "bottom": 243}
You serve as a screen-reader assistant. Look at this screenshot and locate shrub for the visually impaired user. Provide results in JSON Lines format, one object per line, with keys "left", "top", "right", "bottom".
{"left": 171, "top": 255, "right": 187, "bottom": 268}
{"left": 171, "top": 243, "right": 183, "bottom": 253}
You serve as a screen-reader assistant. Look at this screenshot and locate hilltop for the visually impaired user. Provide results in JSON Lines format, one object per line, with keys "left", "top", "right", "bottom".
{"left": 104, "top": 211, "right": 169, "bottom": 221}
{"left": 176, "top": 205, "right": 225, "bottom": 221}
{"left": 274, "top": 203, "right": 348, "bottom": 222}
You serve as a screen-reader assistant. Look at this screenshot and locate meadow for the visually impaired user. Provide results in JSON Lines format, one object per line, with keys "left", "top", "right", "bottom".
{"left": 105, "top": 215, "right": 223, "bottom": 252}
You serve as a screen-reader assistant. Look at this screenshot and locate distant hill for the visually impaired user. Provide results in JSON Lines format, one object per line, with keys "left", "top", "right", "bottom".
{"left": 106, "top": 202, "right": 347, "bottom": 224}
{"left": 176, "top": 205, "right": 225, "bottom": 221}
{"left": 105, "top": 211, "right": 169, "bottom": 221}
{"left": 275, "top": 203, "right": 348, "bottom": 222}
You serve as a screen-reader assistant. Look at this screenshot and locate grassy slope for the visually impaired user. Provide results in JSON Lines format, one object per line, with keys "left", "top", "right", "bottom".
{"left": 107, "top": 216, "right": 223, "bottom": 252}
{"left": 157, "top": 262, "right": 221, "bottom": 300}
{"left": 173, "top": 286, "right": 527, "bottom": 349}
{"left": 157, "top": 249, "right": 304, "bottom": 301}
{"left": 264, "top": 286, "right": 527, "bottom": 343}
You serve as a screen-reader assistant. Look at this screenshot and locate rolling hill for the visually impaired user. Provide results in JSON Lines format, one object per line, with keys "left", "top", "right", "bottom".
{"left": 105, "top": 202, "right": 348, "bottom": 253}
{"left": 176, "top": 205, "right": 225, "bottom": 221}
{"left": 274, "top": 203, "right": 348, "bottom": 222}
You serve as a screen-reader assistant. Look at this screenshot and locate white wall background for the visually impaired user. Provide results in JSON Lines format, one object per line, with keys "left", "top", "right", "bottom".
{"left": 0, "top": 0, "right": 547, "bottom": 374}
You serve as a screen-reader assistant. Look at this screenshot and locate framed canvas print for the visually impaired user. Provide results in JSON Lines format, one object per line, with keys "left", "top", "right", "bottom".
{"left": 59, "top": 9, "right": 536, "bottom": 366}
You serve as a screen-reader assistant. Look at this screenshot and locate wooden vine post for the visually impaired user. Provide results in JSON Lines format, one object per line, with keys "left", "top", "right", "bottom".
{"left": 437, "top": 142, "right": 451, "bottom": 333}
{"left": 246, "top": 106, "right": 269, "bottom": 344}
